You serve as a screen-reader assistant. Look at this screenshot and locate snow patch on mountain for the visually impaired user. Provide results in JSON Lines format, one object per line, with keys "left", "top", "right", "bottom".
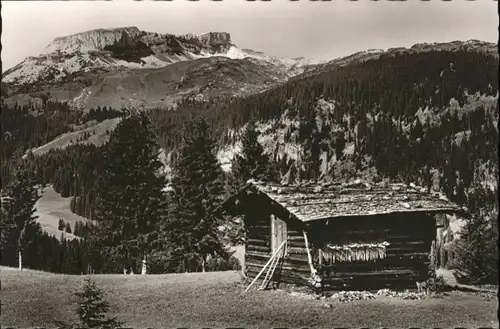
{"left": 71, "top": 88, "right": 92, "bottom": 109}
{"left": 224, "top": 47, "right": 322, "bottom": 77}
{"left": 3, "top": 58, "right": 51, "bottom": 84}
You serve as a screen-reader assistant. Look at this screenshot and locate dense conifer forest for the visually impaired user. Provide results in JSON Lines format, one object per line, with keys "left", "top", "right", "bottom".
{"left": 150, "top": 50, "right": 498, "bottom": 213}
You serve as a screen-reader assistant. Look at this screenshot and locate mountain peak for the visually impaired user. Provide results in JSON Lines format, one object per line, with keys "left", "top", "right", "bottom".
{"left": 196, "top": 32, "right": 231, "bottom": 45}
{"left": 181, "top": 31, "right": 232, "bottom": 49}
{"left": 51, "top": 26, "right": 140, "bottom": 41}
{"left": 2, "top": 26, "right": 312, "bottom": 93}
{"left": 45, "top": 26, "right": 142, "bottom": 54}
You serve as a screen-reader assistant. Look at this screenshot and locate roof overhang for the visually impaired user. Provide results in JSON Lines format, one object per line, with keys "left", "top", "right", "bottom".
{"left": 215, "top": 180, "right": 469, "bottom": 223}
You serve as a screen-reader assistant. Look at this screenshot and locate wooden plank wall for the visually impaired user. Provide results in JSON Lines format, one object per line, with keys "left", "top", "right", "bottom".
{"left": 243, "top": 193, "right": 274, "bottom": 282}
{"left": 244, "top": 195, "right": 311, "bottom": 287}
{"left": 245, "top": 223, "right": 312, "bottom": 286}
{"left": 309, "top": 213, "right": 437, "bottom": 291}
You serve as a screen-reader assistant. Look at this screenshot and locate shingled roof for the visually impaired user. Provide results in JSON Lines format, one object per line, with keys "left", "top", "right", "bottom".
{"left": 242, "top": 180, "right": 466, "bottom": 223}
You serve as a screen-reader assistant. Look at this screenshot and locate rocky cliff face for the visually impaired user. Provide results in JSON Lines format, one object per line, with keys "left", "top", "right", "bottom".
{"left": 43, "top": 28, "right": 233, "bottom": 55}
{"left": 44, "top": 27, "right": 143, "bottom": 54}
{"left": 194, "top": 32, "right": 231, "bottom": 47}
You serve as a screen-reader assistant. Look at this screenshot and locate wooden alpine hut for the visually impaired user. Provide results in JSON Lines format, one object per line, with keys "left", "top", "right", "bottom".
{"left": 216, "top": 179, "right": 467, "bottom": 292}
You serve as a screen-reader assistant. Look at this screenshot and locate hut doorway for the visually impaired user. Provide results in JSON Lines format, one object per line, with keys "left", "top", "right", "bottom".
{"left": 271, "top": 214, "right": 288, "bottom": 255}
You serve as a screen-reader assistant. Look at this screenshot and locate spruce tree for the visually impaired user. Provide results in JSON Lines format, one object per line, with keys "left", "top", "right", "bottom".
{"left": 55, "top": 277, "right": 123, "bottom": 329}
{"left": 167, "top": 118, "right": 228, "bottom": 272}
{"left": 232, "top": 120, "right": 277, "bottom": 190}
{"left": 65, "top": 222, "right": 72, "bottom": 234}
{"left": 0, "top": 168, "right": 42, "bottom": 270}
{"left": 452, "top": 214, "right": 498, "bottom": 284}
{"left": 93, "top": 112, "right": 168, "bottom": 273}
{"left": 451, "top": 185, "right": 499, "bottom": 284}
{"left": 62, "top": 239, "right": 82, "bottom": 274}
{"left": 74, "top": 221, "right": 81, "bottom": 237}
{"left": 58, "top": 218, "right": 66, "bottom": 231}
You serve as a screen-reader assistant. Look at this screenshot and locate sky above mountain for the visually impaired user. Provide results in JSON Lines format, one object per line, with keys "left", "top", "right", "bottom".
{"left": 2, "top": 0, "right": 497, "bottom": 71}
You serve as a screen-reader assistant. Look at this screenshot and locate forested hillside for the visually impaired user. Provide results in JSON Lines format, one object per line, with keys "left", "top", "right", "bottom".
{"left": 150, "top": 49, "right": 498, "bottom": 212}
{"left": 1, "top": 102, "right": 124, "bottom": 184}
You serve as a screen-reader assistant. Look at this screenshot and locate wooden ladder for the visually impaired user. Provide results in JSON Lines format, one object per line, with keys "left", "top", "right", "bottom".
{"left": 258, "top": 247, "right": 283, "bottom": 290}
{"left": 244, "top": 240, "right": 287, "bottom": 293}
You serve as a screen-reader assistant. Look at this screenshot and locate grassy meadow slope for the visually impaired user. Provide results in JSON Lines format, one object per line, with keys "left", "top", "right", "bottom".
{"left": 1, "top": 267, "right": 497, "bottom": 328}
{"left": 34, "top": 186, "right": 93, "bottom": 240}
{"left": 25, "top": 118, "right": 121, "bottom": 158}
{"left": 4, "top": 55, "right": 290, "bottom": 111}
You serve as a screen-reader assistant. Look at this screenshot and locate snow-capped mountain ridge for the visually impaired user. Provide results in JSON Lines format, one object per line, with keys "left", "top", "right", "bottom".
{"left": 3, "top": 27, "right": 315, "bottom": 86}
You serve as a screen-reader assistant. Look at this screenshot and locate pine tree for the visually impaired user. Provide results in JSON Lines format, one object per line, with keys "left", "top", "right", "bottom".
{"left": 62, "top": 239, "right": 82, "bottom": 274}
{"left": 232, "top": 121, "right": 277, "bottom": 190}
{"left": 55, "top": 277, "right": 124, "bottom": 329}
{"left": 451, "top": 185, "right": 499, "bottom": 284}
{"left": 167, "top": 118, "right": 228, "bottom": 272}
{"left": 93, "top": 112, "right": 168, "bottom": 273}
{"left": 0, "top": 168, "right": 42, "bottom": 270}
{"left": 74, "top": 221, "right": 81, "bottom": 237}
{"left": 303, "top": 128, "right": 323, "bottom": 181}
{"left": 58, "top": 218, "right": 66, "bottom": 231}
{"left": 452, "top": 215, "right": 498, "bottom": 284}
{"left": 76, "top": 278, "right": 123, "bottom": 328}
{"left": 70, "top": 197, "right": 77, "bottom": 214}
{"left": 65, "top": 222, "right": 72, "bottom": 234}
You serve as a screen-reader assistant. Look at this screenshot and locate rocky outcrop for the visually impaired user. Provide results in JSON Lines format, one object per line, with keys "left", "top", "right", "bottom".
{"left": 45, "top": 27, "right": 142, "bottom": 54}
{"left": 44, "top": 28, "right": 232, "bottom": 56}
{"left": 196, "top": 32, "right": 231, "bottom": 47}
